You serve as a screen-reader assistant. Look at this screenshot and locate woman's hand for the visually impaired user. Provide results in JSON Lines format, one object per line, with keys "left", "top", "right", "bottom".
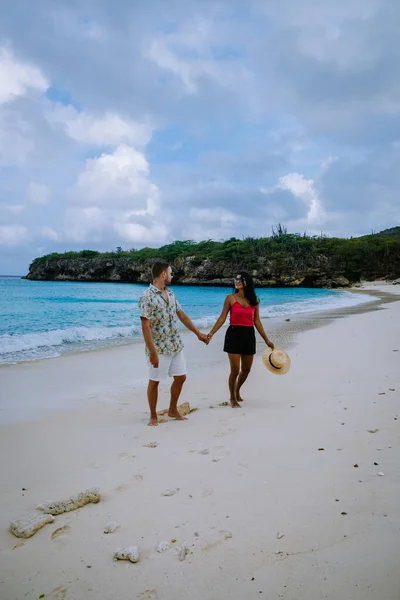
{"left": 266, "top": 339, "right": 275, "bottom": 350}
{"left": 207, "top": 332, "right": 213, "bottom": 342}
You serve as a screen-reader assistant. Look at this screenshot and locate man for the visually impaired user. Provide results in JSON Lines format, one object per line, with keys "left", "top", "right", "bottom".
{"left": 138, "top": 260, "right": 209, "bottom": 426}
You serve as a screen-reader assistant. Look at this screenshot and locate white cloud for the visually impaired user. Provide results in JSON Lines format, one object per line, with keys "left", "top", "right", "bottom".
{"left": 0, "top": 224, "right": 27, "bottom": 246}
{"left": 277, "top": 173, "right": 324, "bottom": 223}
{"left": 27, "top": 182, "right": 50, "bottom": 205}
{"left": 73, "top": 144, "right": 158, "bottom": 210}
{"left": 48, "top": 104, "right": 152, "bottom": 147}
{"left": 0, "top": 46, "right": 48, "bottom": 104}
{"left": 0, "top": 202, "right": 24, "bottom": 213}
{"left": 64, "top": 144, "right": 164, "bottom": 244}
{"left": 40, "top": 226, "right": 59, "bottom": 241}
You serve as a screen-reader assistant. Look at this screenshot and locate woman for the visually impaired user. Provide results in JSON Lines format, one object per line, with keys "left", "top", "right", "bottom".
{"left": 207, "top": 272, "right": 274, "bottom": 408}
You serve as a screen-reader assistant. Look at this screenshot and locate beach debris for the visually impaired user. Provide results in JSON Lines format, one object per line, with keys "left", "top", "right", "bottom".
{"left": 353, "top": 464, "right": 359, "bottom": 468}
{"left": 212, "top": 458, "right": 220, "bottom": 462}
{"left": 220, "top": 530, "right": 232, "bottom": 540}
{"left": 277, "top": 532, "right": 284, "bottom": 540}
{"left": 51, "top": 525, "right": 70, "bottom": 540}
{"left": 157, "top": 541, "right": 171, "bottom": 553}
{"left": 10, "top": 513, "right": 55, "bottom": 538}
{"left": 377, "top": 472, "right": 385, "bottom": 477}
{"left": 171, "top": 538, "right": 177, "bottom": 543}
{"left": 162, "top": 488, "right": 180, "bottom": 497}
{"left": 285, "top": 318, "right": 291, "bottom": 322}
{"left": 104, "top": 521, "right": 120, "bottom": 534}
{"left": 114, "top": 546, "right": 140, "bottom": 563}
{"left": 143, "top": 441, "right": 158, "bottom": 448}
{"left": 389, "top": 388, "right": 395, "bottom": 392}
{"left": 378, "top": 392, "right": 386, "bottom": 396}
{"left": 219, "top": 402, "right": 229, "bottom": 407}
{"left": 199, "top": 449, "right": 210, "bottom": 455}
{"left": 367, "top": 429, "right": 379, "bottom": 434}
{"left": 341, "top": 512, "right": 348, "bottom": 516}
{"left": 37, "top": 487, "right": 100, "bottom": 515}
{"left": 374, "top": 462, "right": 379, "bottom": 466}
{"left": 393, "top": 349, "right": 399, "bottom": 352}
{"left": 318, "top": 448, "right": 325, "bottom": 451}
{"left": 178, "top": 543, "right": 189, "bottom": 561}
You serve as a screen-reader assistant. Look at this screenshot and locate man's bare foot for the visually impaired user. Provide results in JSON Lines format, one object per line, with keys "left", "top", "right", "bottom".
{"left": 236, "top": 395, "right": 244, "bottom": 402}
{"left": 230, "top": 400, "right": 241, "bottom": 408}
{"left": 148, "top": 417, "right": 158, "bottom": 426}
{"left": 167, "top": 411, "right": 188, "bottom": 421}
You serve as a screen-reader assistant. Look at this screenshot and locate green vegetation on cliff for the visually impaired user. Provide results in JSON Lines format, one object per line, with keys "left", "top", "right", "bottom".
{"left": 30, "top": 226, "right": 400, "bottom": 282}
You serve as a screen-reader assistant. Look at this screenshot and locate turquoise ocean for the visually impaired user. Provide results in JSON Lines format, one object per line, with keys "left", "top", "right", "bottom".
{"left": 0, "top": 276, "right": 373, "bottom": 365}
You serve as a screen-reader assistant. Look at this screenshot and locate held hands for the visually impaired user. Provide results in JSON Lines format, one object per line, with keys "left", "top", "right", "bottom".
{"left": 197, "top": 332, "right": 210, "bottom": 345}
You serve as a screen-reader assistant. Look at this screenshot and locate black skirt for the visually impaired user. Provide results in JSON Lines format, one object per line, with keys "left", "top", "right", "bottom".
{"left": 223, "top": 325, "right": 256, "bottom": 355}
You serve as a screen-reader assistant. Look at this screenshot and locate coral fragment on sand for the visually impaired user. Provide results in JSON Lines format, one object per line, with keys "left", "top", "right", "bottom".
{"left": 114, "top": 546, "right": 140, "bottom": 563}
{"left": 104, "top": 521, "right": 120, "bottom": 534}
{"left": 10, "top": 513, "right": 55, "bottom": 538}
{"left": 162, "top": 488, "right": 179, "bottom": 496}
{"left": 37, "top": 487, "right": 100, "bottom": 515}
{"left": 157, "top": 541, "right": 171, "bottom": 553}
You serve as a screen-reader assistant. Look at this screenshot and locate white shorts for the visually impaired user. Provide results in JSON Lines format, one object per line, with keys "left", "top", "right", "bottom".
{"left": 148, "top": 351, "right": 187, "bottom": 382}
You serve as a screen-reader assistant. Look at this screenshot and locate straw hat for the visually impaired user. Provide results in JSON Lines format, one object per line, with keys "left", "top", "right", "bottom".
{"left": 262, "top": 347, "right": 291, "bottom": 375}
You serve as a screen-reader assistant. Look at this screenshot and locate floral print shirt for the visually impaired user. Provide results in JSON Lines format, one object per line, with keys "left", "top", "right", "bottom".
{"left": 138, "top": 284, "right": 184, "bottom": 356}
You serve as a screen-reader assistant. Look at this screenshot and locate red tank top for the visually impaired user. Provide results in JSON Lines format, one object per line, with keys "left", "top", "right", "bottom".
{"left": 230, "top": 300, "right": 256, "bottom": 326}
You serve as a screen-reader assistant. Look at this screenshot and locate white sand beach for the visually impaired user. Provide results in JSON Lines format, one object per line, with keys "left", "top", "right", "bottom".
{"left": 1, "top": 284, "right": 400, "bottom": 600}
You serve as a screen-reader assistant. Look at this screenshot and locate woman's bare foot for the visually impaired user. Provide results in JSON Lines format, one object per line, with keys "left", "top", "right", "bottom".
{"left": 148, "top": 416, "right": 158, "bottom": 426}
{"left": 167, "top": 410, "right": 188, "bottom": 421}
{"left": 236, "top": 394, "right": 244, "bottom": 402}
{"left": 230, "top": 399, "right": 241, "bottom": 408}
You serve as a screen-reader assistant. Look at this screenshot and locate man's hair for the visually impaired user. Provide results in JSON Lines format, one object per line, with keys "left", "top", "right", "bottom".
{"left": 151, "top": 260, "right": 170, "bottom": 279}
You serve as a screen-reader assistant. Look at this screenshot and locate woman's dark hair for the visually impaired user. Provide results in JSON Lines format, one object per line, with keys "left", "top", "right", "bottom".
{"left": 234, "top": 271, "right": 259, "bottom": 306}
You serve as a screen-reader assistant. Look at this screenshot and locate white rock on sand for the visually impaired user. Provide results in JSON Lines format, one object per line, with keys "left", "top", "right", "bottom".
{"left": 10, "top": 513, "right": 55, "bottom": 539}
{"left": 114, "top": 546, "right": 140, "bottom": 563}
{"left": 37, "top": 487, "right": 100, "bottom": 515}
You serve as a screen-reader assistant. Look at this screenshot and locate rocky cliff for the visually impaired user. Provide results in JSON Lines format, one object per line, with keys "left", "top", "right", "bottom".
{"left": 25, "top": 254, "right": 353, "bottom": 288}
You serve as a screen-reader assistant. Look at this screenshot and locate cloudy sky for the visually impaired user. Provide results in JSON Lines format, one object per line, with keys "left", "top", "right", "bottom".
{"left": 1, "top": 0, "right": 399, "bottom": 274}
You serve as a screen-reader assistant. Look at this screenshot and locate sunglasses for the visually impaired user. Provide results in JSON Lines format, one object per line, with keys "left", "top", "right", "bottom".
{"left": 234, "top": 276, "right": 243, "bottom": 282}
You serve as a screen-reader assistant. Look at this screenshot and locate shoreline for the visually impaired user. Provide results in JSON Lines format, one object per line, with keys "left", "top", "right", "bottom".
{"left": 0, "top": 285, "right": 380, "bottom": 369}
{"left": 0, "top": 285, "right": 398, "bottom": 426}
{"left": 0, "top": 284, "right": 399, "bottom": 599}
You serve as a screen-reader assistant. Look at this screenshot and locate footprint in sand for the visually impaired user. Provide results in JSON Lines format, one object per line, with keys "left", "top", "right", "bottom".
{"left": 12, "top": 542, "right": 26, "bottom": 550}
{"left": 131, "top": 473, "right": 144, "bottom": 482}
{"left": 46, "top": 587, "right": 68, "bottom": 600}
{"left": 51, "top": 525, "right": 71, "bottom": 541}
{"left": 214, "top": 428, "right": 236, "bottom": 438}
{"left": 114, "top": 483, "right": 131, "bottom": 492}
{"left": 138, "top": 591, "right": 158, "bottom": 600}
{"left": 201, "top": 489, "right": 214, "bottom": 498}
{"left": 117, "top": 453, "right": 136, "bottom": 461}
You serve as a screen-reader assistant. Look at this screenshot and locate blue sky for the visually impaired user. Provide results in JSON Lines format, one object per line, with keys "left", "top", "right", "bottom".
{"left": 1, "top": 0, "right": 399, "bottom": 274}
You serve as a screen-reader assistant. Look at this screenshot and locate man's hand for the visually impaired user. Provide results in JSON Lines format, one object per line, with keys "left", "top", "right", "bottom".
{"left": 197, "top": 332, "right": 209, "bottom": 344}
{"left": 149, "top": 349, "right": 159, "bottom": 368}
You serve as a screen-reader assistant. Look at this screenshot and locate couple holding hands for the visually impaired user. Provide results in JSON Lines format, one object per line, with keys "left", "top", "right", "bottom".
{"left": 139, "top": 260, "right": 276, "bottom": 426}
